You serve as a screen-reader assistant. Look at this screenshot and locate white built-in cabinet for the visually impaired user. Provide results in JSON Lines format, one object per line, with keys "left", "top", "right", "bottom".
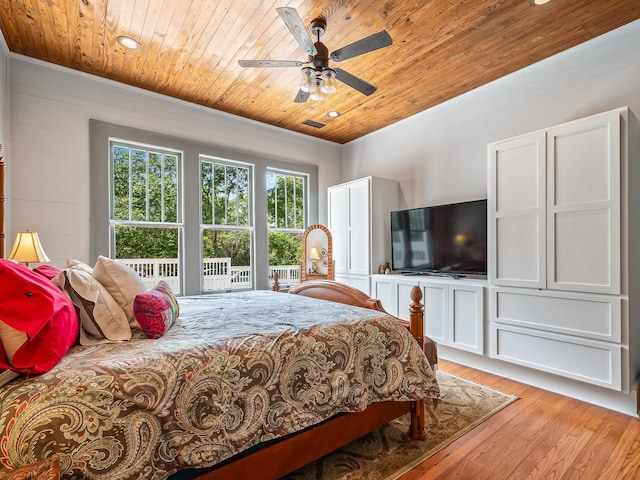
{"left": 328, "top": 176, "right": 398, "bottom": 295}
{"left": 488, "top": 107, "right": 635, "bottom": 391}
{"left": 371, "top": 274, "right": 486, "bottom": 355}
{"left": 490, "top": 112, "right": 620, "bottom": 294}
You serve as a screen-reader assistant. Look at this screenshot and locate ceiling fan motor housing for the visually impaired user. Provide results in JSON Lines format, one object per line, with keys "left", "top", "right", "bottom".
{"left": 310, "top": 42, "right": 330, "bottom": 71}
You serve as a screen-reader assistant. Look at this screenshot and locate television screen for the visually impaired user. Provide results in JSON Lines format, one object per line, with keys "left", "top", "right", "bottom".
{"left": 390, "top": 199, "right": 487, "bottom": 276}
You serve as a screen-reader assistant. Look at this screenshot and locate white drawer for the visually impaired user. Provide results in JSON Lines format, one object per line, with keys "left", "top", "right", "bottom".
{"left": 490, "top": 323, "right": 621, "bottom": 390}
{"left": 491, "top": 288, "right": 621, "bottom": 342}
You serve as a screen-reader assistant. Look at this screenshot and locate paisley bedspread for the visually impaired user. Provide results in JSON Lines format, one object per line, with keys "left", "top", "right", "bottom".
{"left": 0, "top": 290, "right": 440, "bottom": 479}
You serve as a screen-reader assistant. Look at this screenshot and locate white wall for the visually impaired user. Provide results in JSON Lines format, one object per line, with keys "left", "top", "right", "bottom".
{"left": 342, "top": 19, "right": 640, "bottom": 210}
{"left": 6, "top": 56, "right": 342, "bottom": 266}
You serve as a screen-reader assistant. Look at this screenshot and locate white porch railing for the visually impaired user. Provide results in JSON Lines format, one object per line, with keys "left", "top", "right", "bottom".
{"left": 119, "top": 258, "right": 300, "bottom": 292}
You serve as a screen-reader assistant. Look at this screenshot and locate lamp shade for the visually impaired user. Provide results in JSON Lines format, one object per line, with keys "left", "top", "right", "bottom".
{"left": 7, "top": 231, "right": 51, "bottom": 265}
{"left": 309, "top": 247, "right": 321, "bottom": 260}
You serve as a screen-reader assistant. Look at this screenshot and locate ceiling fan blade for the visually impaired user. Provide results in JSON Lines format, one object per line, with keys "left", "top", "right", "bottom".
{"left": 276, "top": 7, "right": 317, "bottom": 56}
{"left": 294, "top": 89, "right": 310, "bottom": 103}
{"left": 330, "top": 31, "right": 392, "bottom": 62}
{"left": 238, "top": 59, "right": 304, "bottom": 68}
{"left": 334, "top": 68, "right": 377, "bottom": 96}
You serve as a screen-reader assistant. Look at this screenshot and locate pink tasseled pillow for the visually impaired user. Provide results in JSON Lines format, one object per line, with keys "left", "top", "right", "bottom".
{"left": 133, "top": 280, "right": 179, "bottom": 339}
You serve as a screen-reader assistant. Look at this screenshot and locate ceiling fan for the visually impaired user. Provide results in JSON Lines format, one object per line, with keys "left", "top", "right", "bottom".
{"left": 238, "top": 7, "right": 392, "bottom": 103}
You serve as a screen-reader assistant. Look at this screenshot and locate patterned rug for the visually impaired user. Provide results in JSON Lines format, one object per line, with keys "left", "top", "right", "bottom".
{"left": 282, "top": 370, "right": 519, "bottom": 480}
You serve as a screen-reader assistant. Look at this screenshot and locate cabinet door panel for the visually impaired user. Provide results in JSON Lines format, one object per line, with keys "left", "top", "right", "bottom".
{"left": 413, "top": 282, "right": 448, "bottom": 344}
{"left": 371, "top": 276, "right": 396, "bottom": 316}
{"left": 348, "top": 228, "right": 370, "bottom": 274}
{"left": 335, "top": 274, "right": 370, "bottom": 296}
{"left": 492, "top": 288, "right": 621, "bottom": 342}
{"left": 491, "top": 324, "right": 621, "bottom": 390}
{"left": 547, "top": 111, "right": 620, "bottom": 294}
{"left": 553, "top": 208, "right": 613, "bottom": 290}
{"left": 495, "top": 215, "right": 543, "bottom": 285}
{"left": 495, "top": 140, "right": 542, "bottom": 212}
{"left": 347, "top": 180, "right": 371, "bottom": 274}
{"left": 489, "top": 132, "right": 546, "bottom": 288}
{"left": 450, "top": 285, "right": 484, "bottom": 354}
{"left": 328, "top": 186, "right": 348, "bottom": 274}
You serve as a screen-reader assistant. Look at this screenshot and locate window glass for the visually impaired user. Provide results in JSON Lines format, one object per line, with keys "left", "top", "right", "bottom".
{"left": 267, "top": 170, "right": 307, "bottom": 288}
{"left": 110, "top": 141, "right": 183, "bottom": 293}
{"left": 201, "top": 157, "right": 253, "bottom": 292}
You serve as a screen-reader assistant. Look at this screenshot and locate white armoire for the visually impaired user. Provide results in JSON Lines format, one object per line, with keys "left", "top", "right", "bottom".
{"left": 327, "top": 176, "right": 399, "bottom": 295}
{"left": 488, "top": 106, "right": 639, "bottom": 392}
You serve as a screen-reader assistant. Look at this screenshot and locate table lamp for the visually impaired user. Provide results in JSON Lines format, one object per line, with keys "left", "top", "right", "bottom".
{"left": 7, "top": 231, "right": 51, "bottom": 267}
{"left": 309, "top": 246, "right": 321, "bottom": 273}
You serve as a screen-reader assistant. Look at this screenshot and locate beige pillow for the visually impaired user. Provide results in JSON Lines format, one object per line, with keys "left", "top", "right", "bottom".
{"left": 66, "top": 258, "right": 93, "bottom": 273}
{"left": 92, "top": 256, "right": 147, "bottom": 329}
{"left": 59, "top": 269, "right": 132, "bottom": 345}
{"left": 0, "top": 321, "right": 28, "bottom": 364}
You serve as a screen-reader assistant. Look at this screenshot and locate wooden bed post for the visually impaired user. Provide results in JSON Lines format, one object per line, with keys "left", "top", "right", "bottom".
{"left": 409, "top": 285, "right": 425, "bottom": 349}
{"left": 0, "top": 144, "right": 5, "bottom": 258}
{"left": 271, "top": 271, "right": 280, "bottom": 292}
{"left": 409, "top": 285, "right": 427, "bottom": 440}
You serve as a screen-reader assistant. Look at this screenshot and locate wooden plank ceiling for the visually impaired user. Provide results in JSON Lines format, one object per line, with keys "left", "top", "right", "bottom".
{"left": 1, "top": 1, "right": 640, "bottom": 144}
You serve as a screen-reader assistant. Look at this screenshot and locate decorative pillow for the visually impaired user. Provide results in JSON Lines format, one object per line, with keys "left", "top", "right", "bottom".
{"left": 0, "top": 259, "right": 78, "bottom": 374}
{"left": 92, "top": 256, "right": 147, "bottom": 328}
{"left": 66, "top": 258, "right": 93, "bottom": 273}
{"left": 133, "top": 280, "right": 179, "bottom": 339}
{"left": 33, "top": 264, "right": 62, "bottom": 280}
{"left": 56, "top": 268, "right": 132, "bottom": 345}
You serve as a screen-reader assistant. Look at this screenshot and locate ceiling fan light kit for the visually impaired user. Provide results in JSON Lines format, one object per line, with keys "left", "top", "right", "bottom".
{"left": 239, "top": 7, "right": 392, "bottom": 104}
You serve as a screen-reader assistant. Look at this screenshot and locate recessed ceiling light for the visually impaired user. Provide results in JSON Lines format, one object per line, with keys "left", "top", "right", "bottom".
{"left": 529, "top": 0, "right": 551, "bottom": 5}
{"left": 327, "top": 111, "right": 340, "bottom": 118}
{"left": 117, "top": 36, "right": 141, "bottom": 51}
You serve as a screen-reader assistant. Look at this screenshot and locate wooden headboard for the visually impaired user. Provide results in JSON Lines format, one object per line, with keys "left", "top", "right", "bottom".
{"left": 0, "top": 144, "right": 4, "bottom": 258}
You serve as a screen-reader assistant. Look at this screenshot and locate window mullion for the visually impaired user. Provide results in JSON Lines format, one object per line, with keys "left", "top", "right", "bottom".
{"left": 293, "top": 176, "right": 296, "bottom": 228}
{"left": 161, "top": 154, "right": 165, "bottom": 223}
{"left": 235, "top": 167, "right": 240, "bottom": 227}
{"left": 284, "top": 174, "right": 289, "bottom": 229}
{"left": 224, "top": 164, "right": 228, "bottom": 225}
{"left": 145, "top": 151, "right": 150, "bottom": 221}
{"left": 128, "top": 148, "right": 133, "bottom": 221}
{"left": 274, "top": 174, "right": 279, "bottom": 228}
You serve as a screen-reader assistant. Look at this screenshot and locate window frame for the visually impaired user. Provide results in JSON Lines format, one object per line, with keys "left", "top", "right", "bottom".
{"left": 107, "top": 138, "right": 185, "bottom": 292}
{"left": 267, "top": 168, "right": 309, "bottom": 289}
{"left": 200, "top": 155, "right": 255, "bottom": 292}
{"left": 90, "top": 120, "right": 319, "bottom": 295}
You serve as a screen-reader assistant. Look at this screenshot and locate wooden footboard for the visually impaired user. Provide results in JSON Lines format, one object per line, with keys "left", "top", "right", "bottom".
{"left": 288, "top": 280, "right": 437, "bottom": 368}
{"left": 193, "top": 280, "right": 435, "bottom": 480}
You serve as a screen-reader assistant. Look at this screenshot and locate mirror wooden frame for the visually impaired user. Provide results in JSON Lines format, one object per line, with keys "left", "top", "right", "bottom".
{"left": 300, "top": 224, "right": 333, "bottom": 282}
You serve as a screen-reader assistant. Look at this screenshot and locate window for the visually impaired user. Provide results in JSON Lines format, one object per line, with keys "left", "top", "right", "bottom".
{"left": 92, "top": 120, "right": 318, "bottom": 295}
{"left": 267, "top": 170, "right": 307, "bottom": 287}
{"left": 201, "top": 156, "right": 253, "bottom": 291}
{"left": 110, "top": 140, "right": 183, "bottom": 293}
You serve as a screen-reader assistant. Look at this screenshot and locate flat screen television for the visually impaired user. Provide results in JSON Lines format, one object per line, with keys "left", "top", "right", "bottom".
{"left": 390, "top": 199, "right": 487, "bottom": 277}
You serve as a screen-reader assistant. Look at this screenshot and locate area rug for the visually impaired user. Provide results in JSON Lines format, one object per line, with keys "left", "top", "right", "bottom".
{"left": 282, "top": 370, "right": 519, "bottom": 480}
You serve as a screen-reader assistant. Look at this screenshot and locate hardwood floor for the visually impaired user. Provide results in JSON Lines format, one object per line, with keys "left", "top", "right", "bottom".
{"left": 400, "top": 360, "right": 640, "bottom": 480}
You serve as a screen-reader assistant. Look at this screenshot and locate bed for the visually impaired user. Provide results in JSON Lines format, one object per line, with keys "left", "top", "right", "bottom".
{"left": 0, "top": 269, "right": 439, "bottom": 479}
